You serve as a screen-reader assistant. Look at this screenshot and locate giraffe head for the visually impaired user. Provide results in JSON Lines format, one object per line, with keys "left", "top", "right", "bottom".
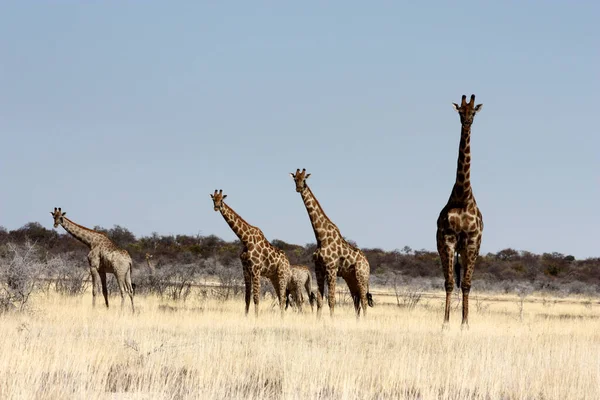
{"left": 452, "top": 94, "right": 482, "bottom": 127}
{"left": 50, "top": 207, "right": 67, "bottom": 228}
{"left": 210, "top": 189, "right": 227, "bottom": 211}
{"left": 289, "top": 168, "right": 311, "bottom": 193}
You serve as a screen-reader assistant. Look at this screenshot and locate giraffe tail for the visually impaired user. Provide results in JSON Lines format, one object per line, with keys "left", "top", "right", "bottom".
{"left": 453, "top": 253, "right": 461, "bottom": 289}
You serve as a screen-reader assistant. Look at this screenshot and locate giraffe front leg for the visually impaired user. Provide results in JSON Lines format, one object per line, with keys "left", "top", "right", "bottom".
{"left": 90, "top": 268, "right": 100, "bottom": 308}
{"left": 88, "top": 252, "right": 101, "bottom": 308}
{"left": 277, "top": 263, "right": 291, "bottom": 317}
{"left": 460, "top": 237, "right": 481, "bottom": 329}
{"left": 351, "top": 287, "right": 360, "bottom": 318}
{"left": 315, "top": 266, "right": 325, "bottom": 319}
{"left": 437, "top": 232, "right": 457, "bottom": 327}
{"left": 243, "top": 268, "right": 251, "bottom": 316}
{"left": 326, "top": 269, "right": 337, "bottom": 317}
{"left": 252, "top": 273, "right": 261, "bottom": 318}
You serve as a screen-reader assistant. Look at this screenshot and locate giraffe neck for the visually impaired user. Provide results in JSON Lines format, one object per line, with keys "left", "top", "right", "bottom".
{"left": 451, "top": 124, "right": 474, "bottom": 203}
{"left": 60, "top": 217, "right": 105, "bottom": 248}
{"left": 219, "top": 203, "right": 258, "bottom": 245}
{"left": 300, "top": 185, "right": 337, "bottom": 246}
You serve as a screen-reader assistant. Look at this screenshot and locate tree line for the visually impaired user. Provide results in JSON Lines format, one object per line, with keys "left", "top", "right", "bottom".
{"left": 1, "top": 222, "right": 597, "bottom": 297}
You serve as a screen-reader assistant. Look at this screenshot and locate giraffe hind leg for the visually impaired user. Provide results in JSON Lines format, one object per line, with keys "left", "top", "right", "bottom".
{"left": 90, "top": 269, "right": 100, "bottom": 308}
{"left": 305, "top": 277, "right": 315, "bottom": 312}
{"left": 99, "top": 271, "right": 109, "bottom": 308}
{"left": 243, "top": 268, "right": 251, "bottom": 316}
{"left": 125, "top": 266, "right": 135, "bottom": 313}
{"left": 356, "top": 263, "right": 371, "bottom": 318}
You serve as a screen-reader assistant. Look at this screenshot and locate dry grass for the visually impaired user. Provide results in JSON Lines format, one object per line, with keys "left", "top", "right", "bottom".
{"left": 0, "top": 288, "right": 598, "bottom": 400}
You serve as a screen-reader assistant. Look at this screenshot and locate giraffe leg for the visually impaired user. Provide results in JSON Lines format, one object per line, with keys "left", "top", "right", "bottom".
{"left": 90, "top": 268, "right": 100, "bottom": 308}
{"left": 356, "top": 263, "right": 370, "bottom": 319}
{"left": 299, "top": 288, "right": 305, "bottom": 312}
{"left": 125, "top": 267, "right": 135, "bottom": 313}
{"left": 243, "top": 268, "right": 251, "bottom": 316}
{"left": 351, "top": 287, "right": 361, "bottom": 319}
{"left": 116, "top": 275, "right": 127, "bottom": 309}
{"left": 345, "top": 275, "right": 361, "bottom": 318}
{"left": 460, "top": 236, "right": 481, "bottom": 328}
{"left": 99, "top": 271, "right": 109, "bottom": 308}
{"left": 326, "top": 269, "right": 337, "bottom": 317}
{"left": 315, "top": 265, "right": 325, "bottom": 318}
{"left": 297, "top": 287, "right": 304, "bottom": 312}
{"left": 88, "top": 252, "right": 101, "bottom": 308}
{"left": 437, "top": 232, "right": 457, "bottom": 326}
{"left": 291, "top": 288, "right": 301, "bottom": 312}
{"left": 275, "top": 275, "right": 287, "bottom": 318}
{"left": 286, "top": 289, "right": 293, "bottom": 310}
{"left": 358, "top": 283, "right": 369, "bottom": 319}
{"left": 251, "top": 273, "right": 261, "bottom": 318}
{"left": 304, "top": 277, "right": 315, "bottom": 312}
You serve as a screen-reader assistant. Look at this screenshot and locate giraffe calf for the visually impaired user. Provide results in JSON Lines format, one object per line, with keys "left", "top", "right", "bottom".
{"left": 285, "top": 265, "right": 316, "bottom": 312}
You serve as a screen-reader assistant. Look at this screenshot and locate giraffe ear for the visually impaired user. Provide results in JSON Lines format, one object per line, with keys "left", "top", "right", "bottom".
{"left": 210, "top": 194, "right": 214, "bottom": 199}
{"left": 289, "top": 173, "right": 295, "bottom": 179}
{"left": 50, "top": 212, "right": 54, "bottom": 216}
{"left": 452, "top": 103, "right": 460, "bottom": 111}
{"left": 474, "top": 104, "right": 483, "bottom": 113}
{"left": 305, "top": 173, "right": 311, "bottom": 180}
{"left": 62, "top": 212, "right": 66, "bottom": 216}
{"left": 222, "top": 195, "right": 227, "bottom": 200}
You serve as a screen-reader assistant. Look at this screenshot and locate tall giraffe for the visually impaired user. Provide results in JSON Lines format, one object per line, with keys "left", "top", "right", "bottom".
{"left": 210, "top": 190, "right": 291, "bottom": 317}
{"left": 285, "top": 265, "right": 316, "bottom": 312}
{"left": 50, "top": 207, "right": 135, "bottom": 311}
{"left": 436, "top": 94, "right": 484, "bottom": 327}
{"left": 290, "top": 169, "right": 373, "bottom": 318}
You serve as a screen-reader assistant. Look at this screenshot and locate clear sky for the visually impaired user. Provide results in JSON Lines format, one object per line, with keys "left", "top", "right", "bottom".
{"left": 1, "top": 2, "right": 598, "bottom": 259}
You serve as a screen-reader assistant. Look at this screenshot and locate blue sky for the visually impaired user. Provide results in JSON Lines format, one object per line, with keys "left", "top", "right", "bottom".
{"left": 0, "top": 2, "right": 598, "bottom": 259}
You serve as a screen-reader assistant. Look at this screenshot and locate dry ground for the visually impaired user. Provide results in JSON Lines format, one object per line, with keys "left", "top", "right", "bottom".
{"left": 0, "top": 288, "right": 598, "bottom": 400}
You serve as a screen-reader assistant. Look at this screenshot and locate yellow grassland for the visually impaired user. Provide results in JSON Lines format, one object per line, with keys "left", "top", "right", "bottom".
{"left": 0, "top": 288, "right": 598, "bottom": 400}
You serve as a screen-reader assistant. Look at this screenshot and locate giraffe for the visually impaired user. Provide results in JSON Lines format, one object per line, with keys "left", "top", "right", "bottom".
{"left": 145, "top": 253, "right": 156, "bottom": 274}
{"left": 436, "top": 94, "right": 484, "bottom": 328}
{"left": 285, "top": 265, "right": 316, "bottom": 312}
{"left": 50, "top": 207, "right": 135, "bottom": 312}
{"left": 290, "top": 169, "right": 374, "bottom": 318}
{"left": 210, "top": 190, "right": 291, "bottom": 317}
